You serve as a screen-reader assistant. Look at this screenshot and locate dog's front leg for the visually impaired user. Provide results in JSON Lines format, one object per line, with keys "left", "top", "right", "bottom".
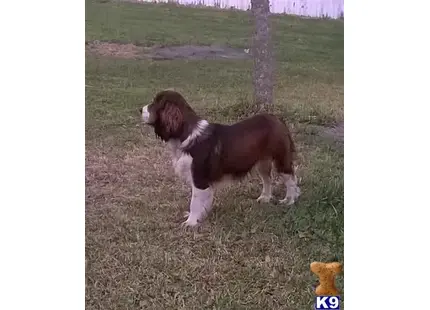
{"left": 182, "top": 185, "right": 214, "bottom": 227}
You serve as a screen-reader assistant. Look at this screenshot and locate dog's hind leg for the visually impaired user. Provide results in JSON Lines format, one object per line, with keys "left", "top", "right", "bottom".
{"left": 274, "top": 151, "right": 300, "bottom": 205}
{"left": 279, "top": 172, "right": 300, "bottom": 205}
{"left": 256, "top": 160, "right": 273, "bottom": 203}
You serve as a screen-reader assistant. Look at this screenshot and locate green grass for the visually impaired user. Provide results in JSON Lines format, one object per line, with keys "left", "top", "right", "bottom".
{"left": 85, "top": 1, "right": 344, "bottom": 309}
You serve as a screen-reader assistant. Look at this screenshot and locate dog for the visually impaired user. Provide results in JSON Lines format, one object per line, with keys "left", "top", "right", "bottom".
{"left": 140, "top": 90, "right": 300, "bottom": 227}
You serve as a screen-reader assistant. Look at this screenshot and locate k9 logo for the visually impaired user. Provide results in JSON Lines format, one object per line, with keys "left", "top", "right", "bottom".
{"left": 314, "top": 296, "right": 340, "bottom": 309}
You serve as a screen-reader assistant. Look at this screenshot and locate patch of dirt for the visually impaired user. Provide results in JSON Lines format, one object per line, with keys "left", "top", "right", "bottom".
{"left": 86, "top": 40, "right": 251, "bottom": 60}
{"left": 150, "top": 45, "right": 250, "bottom": 60}
{"left": 322, "top": 122, "right": 344, "bottom": 142}
{"left": 320, "top": 122, "right": 344, "bottom": 142}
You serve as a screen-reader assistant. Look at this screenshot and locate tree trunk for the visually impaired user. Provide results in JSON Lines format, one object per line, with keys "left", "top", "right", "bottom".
{"left": 251, "top": 0, "right": 274, "bottom": 113}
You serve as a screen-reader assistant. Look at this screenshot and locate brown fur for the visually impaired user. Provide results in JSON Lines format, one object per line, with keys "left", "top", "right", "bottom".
{"left": 146, "top": 91, "right": 200, "bottom": 142}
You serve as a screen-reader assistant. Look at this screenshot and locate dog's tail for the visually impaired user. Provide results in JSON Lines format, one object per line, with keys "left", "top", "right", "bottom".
{"left": 287, "top": 129, "right": 298, "bottom": 162}
{"left": 278, "top": 116, "right": 298, "bottom": 161}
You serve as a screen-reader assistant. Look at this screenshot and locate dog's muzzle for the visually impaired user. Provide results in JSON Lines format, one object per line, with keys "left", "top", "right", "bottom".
{"left": 140, "top": 105, "right": 150, "bottom": 123}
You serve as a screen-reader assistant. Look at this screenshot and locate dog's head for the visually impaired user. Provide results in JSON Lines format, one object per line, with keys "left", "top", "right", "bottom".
{"left": 140, "top": 90, "right": 198, "bottom": 141}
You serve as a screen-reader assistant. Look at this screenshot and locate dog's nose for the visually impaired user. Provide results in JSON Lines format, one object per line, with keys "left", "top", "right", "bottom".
{"left": 139, "top": 107, "right": 142, "bottom": 114}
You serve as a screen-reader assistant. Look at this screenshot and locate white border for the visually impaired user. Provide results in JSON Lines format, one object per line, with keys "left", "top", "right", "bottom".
{"left": 346, "top": 0, "right": 430, "bottom": 308}
{"left": 0, "top": 0, "right": 84, "bottom": 309}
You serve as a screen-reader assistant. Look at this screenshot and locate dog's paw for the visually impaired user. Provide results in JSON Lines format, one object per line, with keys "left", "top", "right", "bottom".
{"left": 181, "top": 213, "right": 200, "bottom": 228}
{"left": 279, "top": 186, "right": 301, "bottom": 205}
{"left": 257, "top": 195, "right": 272, "bottom": 203}
{"left": 279, "top": 197, "right": 295, "bottom": 205}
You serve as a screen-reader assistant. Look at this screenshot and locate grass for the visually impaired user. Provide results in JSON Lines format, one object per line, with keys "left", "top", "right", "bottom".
{"left": 85, "top": 1, "right": 344, "bottom": 309}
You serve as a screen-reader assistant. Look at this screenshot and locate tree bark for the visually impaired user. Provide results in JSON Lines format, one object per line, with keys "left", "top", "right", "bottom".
{"left": 251, "top": 0, "right": 274, "bottom": 113}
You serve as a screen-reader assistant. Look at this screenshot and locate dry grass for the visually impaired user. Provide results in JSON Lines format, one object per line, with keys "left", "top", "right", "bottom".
{"left": 86, "top": 41, "right": 148, "bottom": 59}
{"left": 85, "top": 1, "right": 344, "bottom": 309}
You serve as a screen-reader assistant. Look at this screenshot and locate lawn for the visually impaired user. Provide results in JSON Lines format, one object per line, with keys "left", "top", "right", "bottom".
{"left": 85, "top": 1, "right": 344, "bottom": 309}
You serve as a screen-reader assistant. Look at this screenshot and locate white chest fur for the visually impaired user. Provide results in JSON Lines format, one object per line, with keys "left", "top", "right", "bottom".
{"left": 167, "top": 140, "right": 193, "bottom": 184}
{"left": 165, "top": 120, "right": 209, "bottom": 187}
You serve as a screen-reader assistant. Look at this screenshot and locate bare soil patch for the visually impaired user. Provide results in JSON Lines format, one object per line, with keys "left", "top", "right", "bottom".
{"left": 150, "top": 44, "right": 250, "bottom": 60}
{"left": 86, "top": 40, "right": 251, "bottom": 60}
{"left": 321, "top": 121, "right": 344, "bottom": 142}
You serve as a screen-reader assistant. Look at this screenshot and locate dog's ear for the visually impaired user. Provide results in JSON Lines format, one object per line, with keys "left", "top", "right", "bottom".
{"left": 159, "top": 101, "right": 183, "bottom": 139}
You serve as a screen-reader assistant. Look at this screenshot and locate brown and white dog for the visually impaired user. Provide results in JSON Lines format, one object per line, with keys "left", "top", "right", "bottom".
{"left": 140, "top": 90, "right": 300, "bottom": 227}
